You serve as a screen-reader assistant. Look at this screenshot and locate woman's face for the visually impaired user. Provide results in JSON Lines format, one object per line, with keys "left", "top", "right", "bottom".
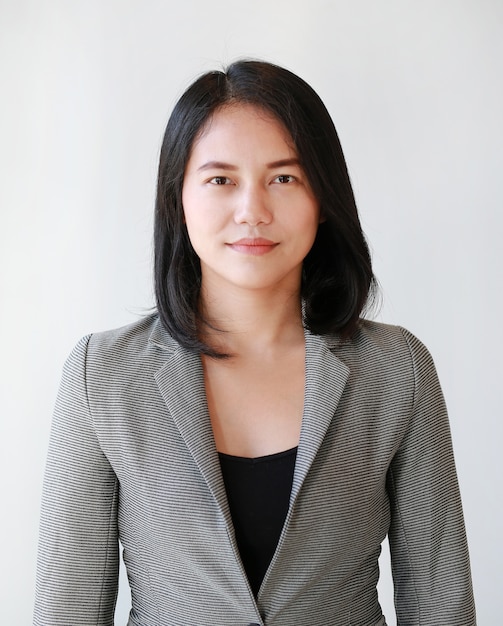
{"left": 182, "top": 103, "right": 321, "bottom": 296}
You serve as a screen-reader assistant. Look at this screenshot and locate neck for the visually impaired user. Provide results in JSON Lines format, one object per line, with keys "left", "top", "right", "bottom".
{"left": 199, "top": 283, "right": 305, "bottom": 357}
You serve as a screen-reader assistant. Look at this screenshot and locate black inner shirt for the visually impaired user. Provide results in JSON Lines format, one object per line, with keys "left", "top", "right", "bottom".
{"left": 218, "top": 446, "right": 298, "bottom": 597}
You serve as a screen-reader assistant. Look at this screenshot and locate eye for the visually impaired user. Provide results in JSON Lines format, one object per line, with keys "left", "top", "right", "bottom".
{"left": 209, "top": 176, "right": 232, "bottom": 185}
{"left": 273, "top": 174, "right": 296, "bottom": 184}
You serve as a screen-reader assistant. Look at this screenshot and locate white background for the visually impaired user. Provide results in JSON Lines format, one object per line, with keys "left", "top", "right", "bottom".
{"left": 1, "top": 0, "right": 501, "bottom": 623}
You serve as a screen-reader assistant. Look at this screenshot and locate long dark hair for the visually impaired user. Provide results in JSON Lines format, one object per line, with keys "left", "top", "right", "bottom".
{"left": 154, "top": 60, "right": 378, "bottom": 356}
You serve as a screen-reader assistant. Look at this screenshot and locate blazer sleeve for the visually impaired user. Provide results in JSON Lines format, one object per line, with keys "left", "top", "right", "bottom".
{"left": 33, "top": 336, "right": 119, "bottom": 626}
{"left": 386, "top": 329, "right": 476, "bottom": 625}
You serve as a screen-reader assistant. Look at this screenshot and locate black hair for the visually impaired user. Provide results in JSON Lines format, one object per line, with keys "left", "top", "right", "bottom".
{"left": 154, "top": 59, "right": 378, "bottom": 356}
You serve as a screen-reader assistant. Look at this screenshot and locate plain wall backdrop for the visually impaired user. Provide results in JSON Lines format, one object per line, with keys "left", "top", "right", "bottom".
{"left": 1, "top": 0, "right": 501, "bottom": 623}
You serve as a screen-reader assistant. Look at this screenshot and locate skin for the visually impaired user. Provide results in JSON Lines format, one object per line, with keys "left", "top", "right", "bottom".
{"left": 182, "top": 103, "right": 322, "bottom": 457}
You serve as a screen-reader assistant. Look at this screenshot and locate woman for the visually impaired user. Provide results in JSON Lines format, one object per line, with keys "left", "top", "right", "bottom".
{"left": 34, "top": 60, "right": 476, "bottom": 625}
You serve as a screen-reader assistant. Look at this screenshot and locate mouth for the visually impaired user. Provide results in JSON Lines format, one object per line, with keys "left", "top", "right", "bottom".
{"left": 226, "top": 237, "right": 278, "bottom": 256}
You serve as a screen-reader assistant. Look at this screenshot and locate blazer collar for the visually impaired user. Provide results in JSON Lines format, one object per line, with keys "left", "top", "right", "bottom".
{"left": 291, "top": 331, "right": 349, "bottom": 504}
{"left": 153, "top": 345, "right": 234, "bottom": 530}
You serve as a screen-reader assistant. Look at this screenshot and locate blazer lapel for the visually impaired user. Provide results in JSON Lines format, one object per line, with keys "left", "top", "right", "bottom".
{"left": 290, "top": 331, "right": 350, "bottom": 505}
{"left": 153, "top": 345, "right": 233, "bottom": 528}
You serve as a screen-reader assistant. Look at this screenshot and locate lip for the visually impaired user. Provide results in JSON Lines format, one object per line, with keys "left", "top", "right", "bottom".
{"left": 226, "top": 237, "right": 278, "bottom": 256}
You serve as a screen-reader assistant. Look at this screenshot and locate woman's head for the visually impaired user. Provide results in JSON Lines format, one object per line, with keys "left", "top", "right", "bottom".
{"left": 154, "top": 59, "right": 377, "bottom": 355}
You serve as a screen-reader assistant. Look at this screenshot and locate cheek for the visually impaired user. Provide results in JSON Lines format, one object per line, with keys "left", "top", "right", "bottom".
{"left": 299, "top": 202, "right": 322, "bottom": 233}
{"left": 300, "top": 207, "right": 322, "bottom": 252}
{"left": 183, "top": 214, "right": 205, "bottom": 253}
{"left": 181, "top": 186, "right": 205, "bottom": 237}
{"left": 181, "top": 184, "right": 192, "bottom": 225}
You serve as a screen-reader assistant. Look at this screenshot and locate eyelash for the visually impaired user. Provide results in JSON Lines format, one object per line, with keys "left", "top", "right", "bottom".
{"left": 208, "top": 175, "right": 297, "bottom": 185}
{"left": 209, "top": 176, "right": 232, "bottom": 185}
{"left": 273, "top": 175, "right": 296, "bottom": 184}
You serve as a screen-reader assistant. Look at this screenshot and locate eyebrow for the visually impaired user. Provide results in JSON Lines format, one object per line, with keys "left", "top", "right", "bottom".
{"left": 266, "top": 158, "right": 302, "bottom": 169}
{"left": 197, "top": 161, "right": 238, "bottom": 172}
{"left": 196, "top": 158, "right": 302, "bottom": 172}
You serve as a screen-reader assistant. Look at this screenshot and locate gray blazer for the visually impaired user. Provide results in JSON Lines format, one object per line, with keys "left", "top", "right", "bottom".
{"left": 34, "top": 315, "right": 476, "bottom": 625}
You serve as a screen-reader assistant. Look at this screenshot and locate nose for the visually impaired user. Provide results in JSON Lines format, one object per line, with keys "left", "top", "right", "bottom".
{"left": 233, "top": 183, "right": 272, "bottom": 226}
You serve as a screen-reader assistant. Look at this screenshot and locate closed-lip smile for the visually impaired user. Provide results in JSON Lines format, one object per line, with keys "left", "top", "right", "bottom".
{"left": 226, "top": 237, "right": 278, "bottom": 255}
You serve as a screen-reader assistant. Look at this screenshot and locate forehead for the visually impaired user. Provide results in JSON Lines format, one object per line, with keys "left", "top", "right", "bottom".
{"left": 190, "top": 103, "right": 297, "bottom": 157}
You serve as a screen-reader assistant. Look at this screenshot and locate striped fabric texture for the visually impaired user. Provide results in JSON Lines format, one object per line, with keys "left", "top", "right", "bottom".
{"left": 33, "top": 315, "right": 476, "bottom": 625}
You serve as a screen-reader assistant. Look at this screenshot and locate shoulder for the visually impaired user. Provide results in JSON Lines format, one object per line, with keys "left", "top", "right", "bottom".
{"left": 330, "top": 319, "right": 430, "bottom": 359}
{"left": 325, "top": 320, "right": 438, "bottom": 386}
{"left": 88, "top": 313, "right": 176, "bottom": 354}
{"left": 70, "top": 314, "right": 178, "bottom": 380}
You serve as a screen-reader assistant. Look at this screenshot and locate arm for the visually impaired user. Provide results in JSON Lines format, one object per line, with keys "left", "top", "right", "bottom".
{"left": 34, "top": 336, "right": 119, "bottom": 626}
{"left": 387, "top": 329, "right": 476, "bottom": 625}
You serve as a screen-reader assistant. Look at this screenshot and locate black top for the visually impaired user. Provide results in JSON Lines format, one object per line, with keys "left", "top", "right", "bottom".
{"left": 218, "top": 446, "right": 298, "bottom": 597}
